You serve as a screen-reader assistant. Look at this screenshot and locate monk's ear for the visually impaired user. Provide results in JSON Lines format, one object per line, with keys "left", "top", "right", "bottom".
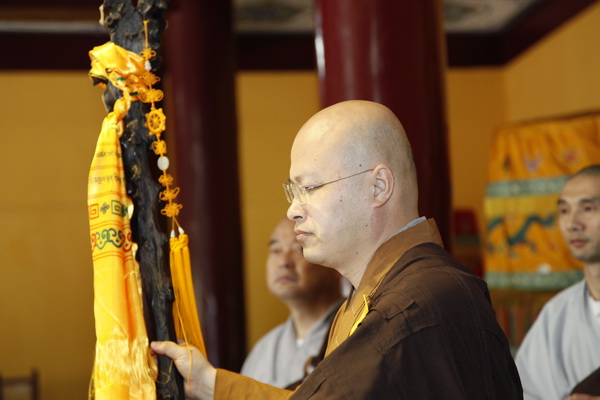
{"left": 372, "top": 164, "right": 394, "bottom": 207}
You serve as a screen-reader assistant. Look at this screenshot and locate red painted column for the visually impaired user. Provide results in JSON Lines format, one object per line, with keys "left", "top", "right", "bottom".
{"left": 314, "top": 0, "right": 452, "bottom": 247}
{"left": 163, "top": 0, "right": 246, "bottom": 371}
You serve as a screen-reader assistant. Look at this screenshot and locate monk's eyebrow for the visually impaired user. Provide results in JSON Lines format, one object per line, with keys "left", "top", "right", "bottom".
{"left": 557, "top": 197, "right": 600, "bottom": 206}
{"left": 291, "top": 172, "right": 316, "bottom": 185}
{"left": 580, "top": 197, "right": 600, "bottom": 205}
{"left": 268, "top": 239, "right": 279, "bottom": 246}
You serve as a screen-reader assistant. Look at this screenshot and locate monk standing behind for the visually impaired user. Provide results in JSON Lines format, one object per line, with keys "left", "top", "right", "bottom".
{"left": 240, "top": 218, "right": 343, "bottom": 389}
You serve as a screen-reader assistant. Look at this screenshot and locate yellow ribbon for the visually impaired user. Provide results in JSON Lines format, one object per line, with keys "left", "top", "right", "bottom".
{"left": 170, "top": 233, "right": 207, "bottom": 357}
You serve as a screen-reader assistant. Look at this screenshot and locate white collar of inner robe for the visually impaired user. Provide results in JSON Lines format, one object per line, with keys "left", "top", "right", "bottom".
{"left": 588, "top": 292, "right": 600, "bottom": 319}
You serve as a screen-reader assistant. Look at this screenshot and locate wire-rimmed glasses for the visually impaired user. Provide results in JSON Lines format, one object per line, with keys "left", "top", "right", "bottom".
{"left": 283, "top": 169, "right": 373, "bottom": 204}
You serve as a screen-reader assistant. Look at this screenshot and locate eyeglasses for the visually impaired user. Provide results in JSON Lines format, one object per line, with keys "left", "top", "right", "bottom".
{"left": 283, "top": 169, "right": 373, "bottom": 204}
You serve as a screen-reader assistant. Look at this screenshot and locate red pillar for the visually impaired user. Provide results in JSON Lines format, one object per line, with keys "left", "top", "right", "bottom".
{"left": 315, "top": 0, "right": 452, "bottom": 247}
{"left": 163, "top": 0, "right": 246, "bottom": 371}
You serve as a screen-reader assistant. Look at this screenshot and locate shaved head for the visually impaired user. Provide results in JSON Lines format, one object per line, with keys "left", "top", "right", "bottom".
{"left": 287, "top": 100, "right": 420, "bottom": 283}
{"left": 291, "top": 100, "right": 418, "bottom": 215}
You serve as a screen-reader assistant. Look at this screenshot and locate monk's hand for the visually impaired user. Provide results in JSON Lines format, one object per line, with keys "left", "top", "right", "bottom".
{"left": 151, "top": 341, "right": 216, "bottom": 400}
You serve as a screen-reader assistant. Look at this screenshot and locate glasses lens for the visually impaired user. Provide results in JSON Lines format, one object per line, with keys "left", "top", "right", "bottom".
{"left": 282, "top": 183, "right": 306, "bottom": 204}
{"left": 294, "top": 184, "right": 305, "bottom": 204}
{"left": 282, "top": 183, "right": 294, "bottom": 204}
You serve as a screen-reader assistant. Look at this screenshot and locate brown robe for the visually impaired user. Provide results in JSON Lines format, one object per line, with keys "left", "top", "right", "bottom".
{"left": 216, "top": 219, "right": 523, "bottom": 399}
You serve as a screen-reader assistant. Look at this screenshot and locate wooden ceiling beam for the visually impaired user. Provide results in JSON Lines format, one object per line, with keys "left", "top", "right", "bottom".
{"left": 0, "top": 0, "right": 595, "bottom": 70}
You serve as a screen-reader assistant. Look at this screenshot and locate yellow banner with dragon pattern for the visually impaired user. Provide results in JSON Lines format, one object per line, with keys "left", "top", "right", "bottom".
{"left": 485, "top": 112, "right": 600, "bottom": 289}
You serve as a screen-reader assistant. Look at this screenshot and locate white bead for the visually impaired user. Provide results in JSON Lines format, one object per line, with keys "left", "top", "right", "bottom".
{"left": 157, "top": 156, "right": 169, "bottom": 171}
{"left": 145, "top": 60, "right": 152, "bottom": 71}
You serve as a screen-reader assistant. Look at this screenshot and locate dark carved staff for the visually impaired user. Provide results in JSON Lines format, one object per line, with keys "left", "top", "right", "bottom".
{"left": 97, "top": 1, "right": 183, "bottom": 399}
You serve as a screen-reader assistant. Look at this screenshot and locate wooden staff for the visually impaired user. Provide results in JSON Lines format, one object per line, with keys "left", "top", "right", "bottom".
{"left": 98, "top": 1, "right": 183, "bottom": 399}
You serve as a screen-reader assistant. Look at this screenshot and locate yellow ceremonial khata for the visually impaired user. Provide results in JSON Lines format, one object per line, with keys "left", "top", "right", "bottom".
{"left": 88, "top": 102, "right": 158, "bottom": 398}
{"left": 88, "top": 42, "right": 157, "bottom": 400}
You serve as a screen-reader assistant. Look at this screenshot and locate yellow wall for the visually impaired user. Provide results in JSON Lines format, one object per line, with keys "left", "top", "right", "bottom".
{"left": 505, "top": 1, "right": 600, "bottom": 121}
{"left": 446, "top": 67, "right": 506, "bottom": 236}
{"left": 0, "top": 72, "right": 104, "bottom": 398}
{"left": 236, "top": 72, "right": 320, "bottom": 348}
{"left": 2, "top": 2, "right": 600, "bottom": 398}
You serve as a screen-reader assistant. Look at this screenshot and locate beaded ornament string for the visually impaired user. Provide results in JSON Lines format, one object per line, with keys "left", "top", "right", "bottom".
{"left": 139, "top": 20, "right": 184, "bottom": 238}
{"left": 138, "top": 20, "right": 207, "bottom": 384}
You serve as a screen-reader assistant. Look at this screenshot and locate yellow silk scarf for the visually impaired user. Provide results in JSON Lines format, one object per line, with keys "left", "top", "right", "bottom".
{"left": 88, "top": 42, "right": 157, "bottom": 400}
